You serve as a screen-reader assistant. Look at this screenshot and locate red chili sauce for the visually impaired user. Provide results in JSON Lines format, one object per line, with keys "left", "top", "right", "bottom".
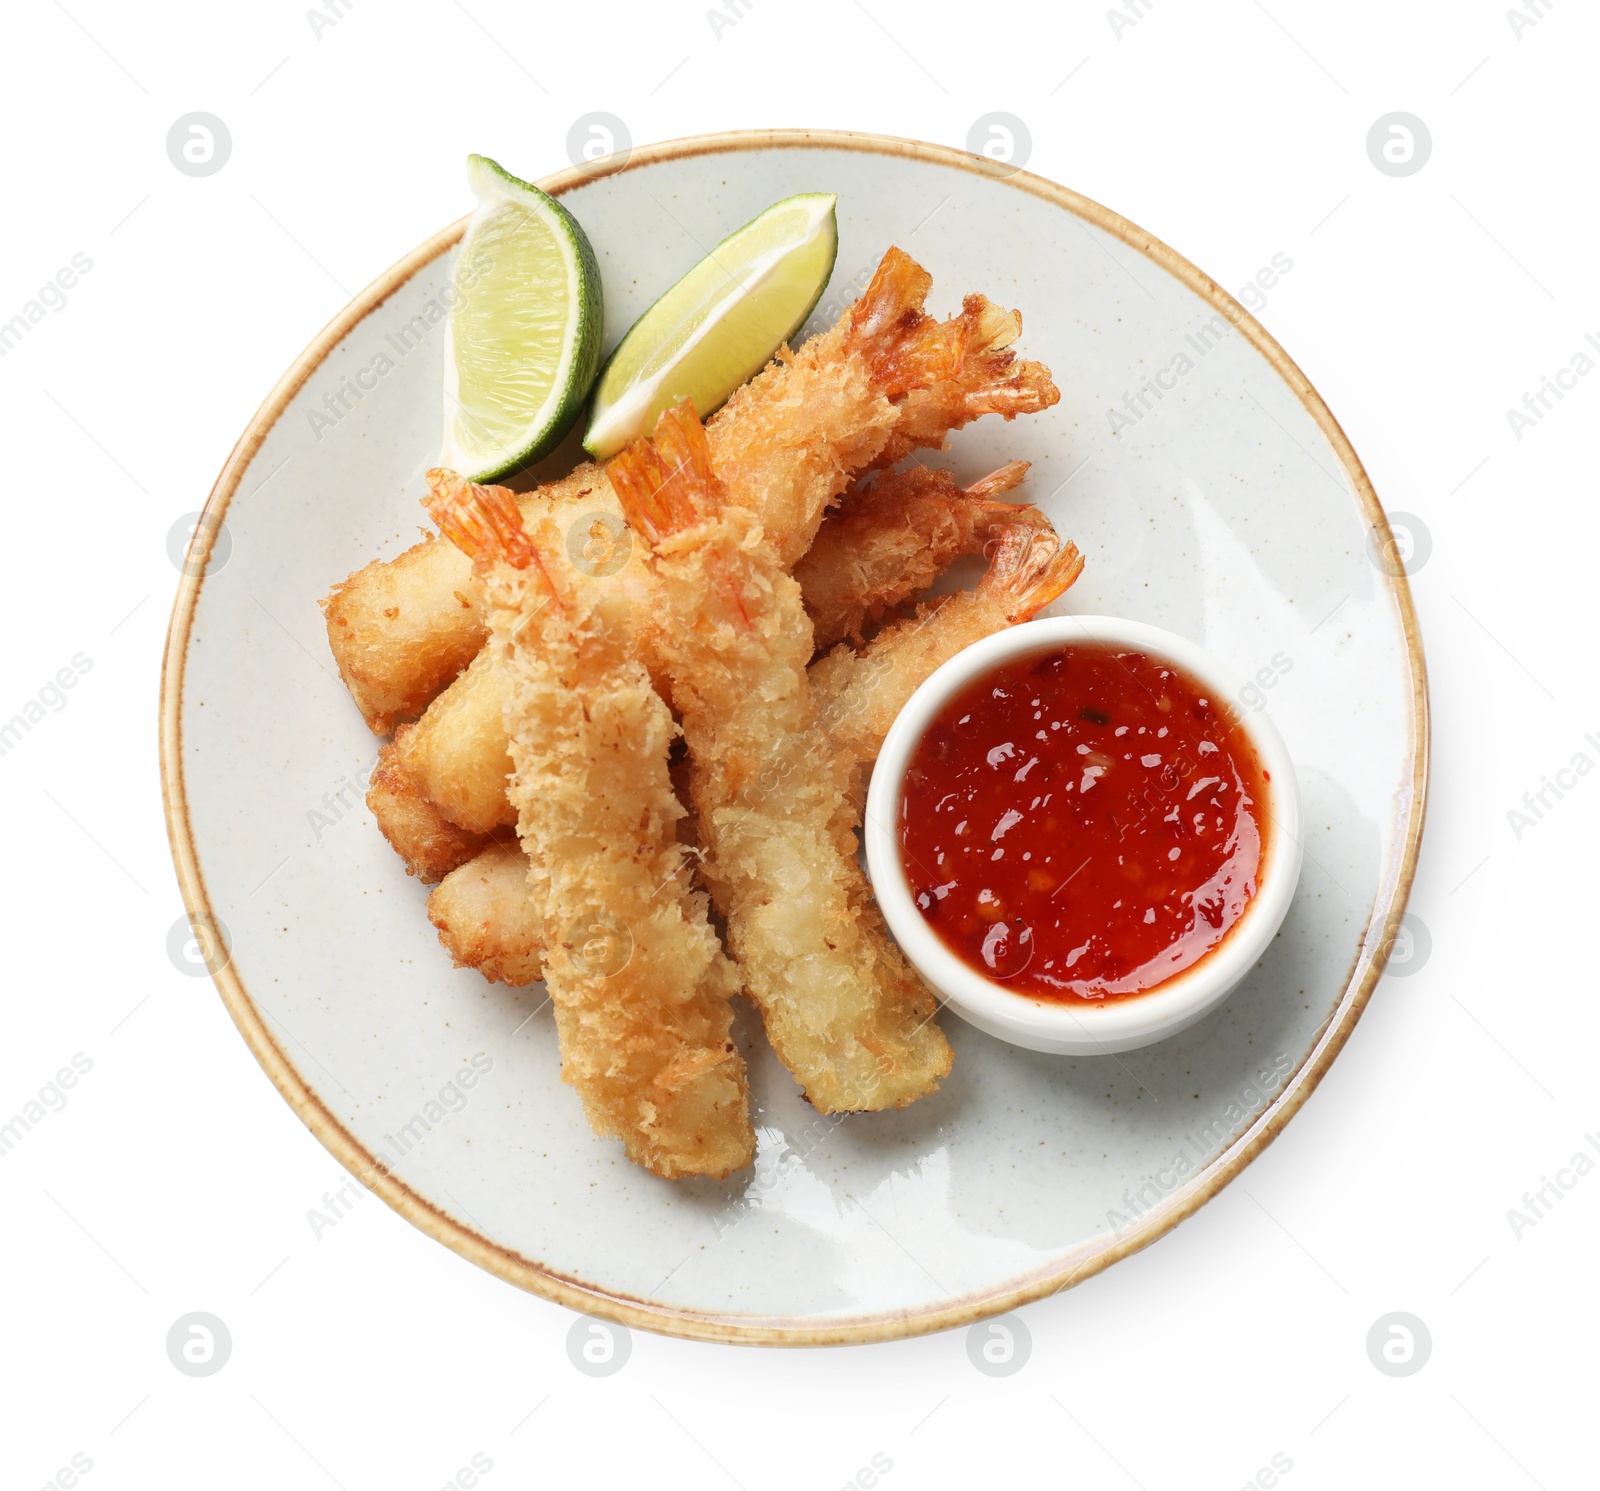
{"left": 898, "top": 644, "right": 1269, "bottom": 1003}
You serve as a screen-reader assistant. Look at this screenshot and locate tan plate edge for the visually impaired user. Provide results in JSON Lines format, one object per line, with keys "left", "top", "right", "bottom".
{"left": 159, "top": 127, "right": 1430, "bottom": 1348}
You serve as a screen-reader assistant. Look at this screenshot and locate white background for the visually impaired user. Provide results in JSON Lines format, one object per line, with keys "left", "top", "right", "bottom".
{"left": 1, "top": 1, "right": 1593, "bottom": 1487}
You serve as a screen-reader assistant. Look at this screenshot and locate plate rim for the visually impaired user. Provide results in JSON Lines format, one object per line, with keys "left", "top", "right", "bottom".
{"left": 159, "top": 126, "right": 1430, "bottom": 1347}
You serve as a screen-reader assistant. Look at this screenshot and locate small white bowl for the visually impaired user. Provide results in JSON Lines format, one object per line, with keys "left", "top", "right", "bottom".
{"left": 864, "top": 615, "right": 1303, "bottom": 1056}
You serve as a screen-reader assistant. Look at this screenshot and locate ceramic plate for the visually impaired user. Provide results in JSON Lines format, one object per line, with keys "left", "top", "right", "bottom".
{"left": 161, "top": 130, "right": 1427, "bottom": 1345}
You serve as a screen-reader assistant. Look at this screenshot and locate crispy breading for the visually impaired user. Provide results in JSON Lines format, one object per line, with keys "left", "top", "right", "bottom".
{"left": 428, "top": 839, "right": 543, "bottom": 985}
{"left": 611, "top": 402, "right": 952, "bottom": 1114}
{"left": 812, "top": 524, "right": 1085, "bottom": 808}
{"left": 426, "top": 473, "right": 753, "bottom": 1179}
{"left": 795, "top": 460, "right": 1037, "bottom": 648}
{"left": 365, "top": 725, "right": 489, "bottom": 882}
{"left": 424, "top": 520, "right": 1083, "bottom": 985}
{"left": 322, "top": 463, "right": 607, "bottom": 733}
{"left": 870, "top": 296, "right": 1060, "bottom": 469}
{"left": 394, "top": 649, "right": 517, "bottom": 837}
{"left": 374, "top": 459, "right": 1045, "bottom": 877}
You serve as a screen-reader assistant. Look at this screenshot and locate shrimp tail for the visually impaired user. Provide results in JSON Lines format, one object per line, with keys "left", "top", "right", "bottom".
{"left": 844, "top": 244, "right": 932, "bottom": 349}
{"left": 951, "top": 297, "right": 1060, "bottom": 421}
{"left": 869, "top": 299, "right": 1060, "bottom": 468}
{"left": 967, "top": 496, "right": 1052, "bottom": 546}
{"left": 963, "top": 459, "right": 1031, "bottom": 503}
{"left": 980, "top": 525, "right": 1086, "bottom": 622}
{"left": 842, "top": 249, "right": 1054, "bottom": 413}
{"left": 607, "top": 399, "right": 722, "bottom": 544}
{"left": 423, "top": 468, "right": 535, "bottom": 572}
{"left": 844, "top": 246, "right": 968, "bottom": 399}
{"left": 962, "top": 461, "right": 1050, "bottom": 542}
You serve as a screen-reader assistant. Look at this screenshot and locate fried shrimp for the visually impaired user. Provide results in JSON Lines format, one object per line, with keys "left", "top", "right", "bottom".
{"left": 795, "top": 460, "right": 1038, "bottom": 649}
{"left": 418, "top": 511, "right": 1083, "bottom": 979}
{"left": 813, "top": 523, "right": 1085, "bottom": 810}
{"left": 323, "top": 248, "right": 1059, "bottom": 733}
{"left": 425, "top": 469, "right": 753, "bottom": 1179}
{"left": 371, "top": 458, "right": 1051, "bottom": 881}
{"left": 608, "top": 402, "right": 952, "bottom": 1113}
{"left": 704, "top": 244, "right": 974, "bottom": 567}
{"left": 429, "top": 751, "right": 699, "bottom": 985}
{"left": 362, "top": 471, "right": 633, "bottom": 880}
{"left": 427, "top": 520, "right": 1079, "bottom": 984}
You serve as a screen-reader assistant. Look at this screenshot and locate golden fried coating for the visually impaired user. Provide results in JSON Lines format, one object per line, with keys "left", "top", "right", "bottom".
{"left": 424, "top": 518, "right": 1084, "bottom": 985}
{"left": 795, "top": 460, "right": 1038, "bottom": 649}
{"left": 394, "top": 649, "right": 516, "bottom": 837}
{"left": 320, "top": 533, "right": 483, "bottom": 737}
{"left": 321, "top": 464, "right": 615, "bottom": 733}
{"left": 428, "top": 839, "right": 544, "bottom": 985}
{"left": 699, "top": 244, "right": 946, "bottom": 567}
{"left": 374, "top": 456, "right": 1046, "bottom": 878}
{"left": 331, "top": 248, "right": 1071, "bottom": 1175}
{"left": 427, "top": 472, "right": 753, "bottom": 1179}
{"left": 611, "top": 402, "right": 952, "bottom": 1114}
{"left": 366, "top": 725, "right": 490, "bottom": 882}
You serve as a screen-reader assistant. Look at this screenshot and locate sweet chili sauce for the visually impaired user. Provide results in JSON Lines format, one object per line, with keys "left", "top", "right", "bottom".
{"left": 898, "top": 644, "right": 1269, "bottom": 1003}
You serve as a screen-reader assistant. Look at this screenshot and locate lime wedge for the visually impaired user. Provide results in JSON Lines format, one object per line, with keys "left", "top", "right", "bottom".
{"left": 441, "top": 155, "right": 603, "bottom": 481}
{"left": 583, "top": 193, "right": 838, "bottom": 460}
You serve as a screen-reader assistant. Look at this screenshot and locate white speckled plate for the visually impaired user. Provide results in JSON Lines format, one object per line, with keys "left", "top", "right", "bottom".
{"left": 161, "top": 130, "right": 1427, "bottom": 1345}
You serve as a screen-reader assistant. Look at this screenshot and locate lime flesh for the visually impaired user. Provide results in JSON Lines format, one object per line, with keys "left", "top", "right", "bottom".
{"left": 442, "top": 155, "right": 603, "bottom": 481}
{"left": 583, "top": 193, "right": 838, "bottom": 459}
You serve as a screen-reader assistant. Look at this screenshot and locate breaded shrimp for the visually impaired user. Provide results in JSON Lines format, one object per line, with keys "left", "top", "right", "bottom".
{"left": 813, "top": 523, "right": 1085, "bottom": 811}
{"left": 609, "top": 402, "right": 951, "bottom": 1114}
{"left": 425, "top": 470, "right": 753, "bottom": 1179}
{"left": 372, "top": 459, "right": 1052, "bottom": 880}
{"left": 706, "top": 244, "right": 965, "bottom": 567}
{"left": 428, "top": 750, "right": 699, "bottom": 984}
{"left": 427, "top": 522, "right": 1079, "bottom": 984}
{"left": 361, "top": 469, "right": 643, "bottom": 879}
{"left": 795, "top": 460, "right": 1039, "bottom": 648}
{"left": 323, "top": 248, "right": 1059, "bottom": 732}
